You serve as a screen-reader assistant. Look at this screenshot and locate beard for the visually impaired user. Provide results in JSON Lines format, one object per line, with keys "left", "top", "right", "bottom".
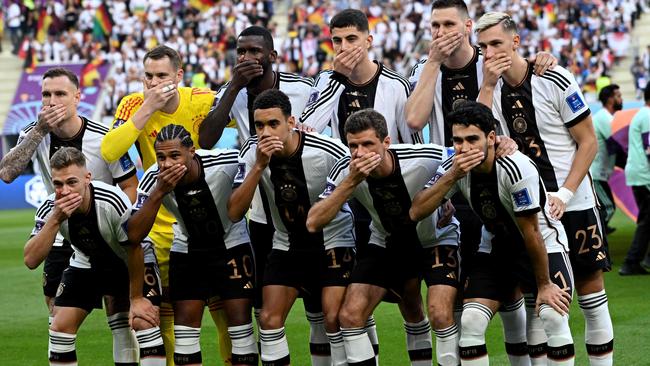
{"left": 613, "top": 102, "right": 623, "bottom": 111}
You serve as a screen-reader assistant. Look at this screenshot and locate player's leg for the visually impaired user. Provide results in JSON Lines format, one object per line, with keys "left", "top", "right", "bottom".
{"left": 49, "top": 306, "right": 88, "bottom": 366}
{"left": 104, "top": 263, "right": 140, "bottom": 366}
{"left": 222, "top": 297, "right": 257, "bottom": 366}
{"left": 303, "top": 293, "right": 331, "bottom": 366}
{"left": 499, "top": 291, "right": 530, "bottom": 366}
{"left": 172, "top": 300, "right": 205, "bottom": 365}
{"left": 207, "top": 297, "right": 232, "bottom": 364}
{"left": 399, "top": 279, "right": 432, "bottom": 366}
{"left": 149, "top": 229, "right": 176, "bottom": 366}
{"left": 258, "top": 285, "right": 299, "bottom": 365}
{"left": 43, "top": 239, "right": 74, "bottom": 326}
{"left": 459, "top": 298, "right": 499, "bottom": 366}
{"left": 562, "top": 209, "right": 614, "bottom": 365}
{"left": 622, "top": 185, "right": 650, "bottom": 274}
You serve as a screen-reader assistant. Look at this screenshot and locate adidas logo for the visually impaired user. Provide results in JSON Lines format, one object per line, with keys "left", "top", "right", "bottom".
{"left": 349, "top": 100, "right": 361, "bottom": 108}
{"left": 512, "top": 100, "right": 524, "bottom": 109}
{"left": 596, "top": 251, "right": 607, "bottom": 261}
{"left": 147, "top": 288, "right": 158, "bottom": 297}
{"left": 244, "top": 281, "right": 253, "bottom": 289}
{"left": 446, "top": 272, "right": 457, "bottom": 280}
{"left": 452, "top": 82, "right": 465, "bottom": 91}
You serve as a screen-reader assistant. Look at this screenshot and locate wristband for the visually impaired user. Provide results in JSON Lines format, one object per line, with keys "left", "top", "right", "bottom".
{"left": 550, "top": 187, "right": 574, "bottom": 204}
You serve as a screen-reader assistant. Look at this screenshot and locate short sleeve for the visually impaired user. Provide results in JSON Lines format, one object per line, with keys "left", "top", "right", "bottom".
{"left": 134, "top": 166, "right": 159, "bottom": 212}
{"left": 234, "top": 138, "right": 257, "bottom": 187}
{"left": 551, "top": 69, "right": 591, "bottom": 128}
{"left": 31, "top": 195, "right": 56, "bottom": 237}
{"left": 500, "top": 156, "right": 542, "bottom": 216}
{"left": 319, "top": 156, "right": 351, "bottom": 199}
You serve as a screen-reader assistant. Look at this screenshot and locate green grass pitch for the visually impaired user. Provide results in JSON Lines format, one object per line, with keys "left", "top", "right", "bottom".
{"left": 1, "top": 208, "right": 648, "bottom": 365}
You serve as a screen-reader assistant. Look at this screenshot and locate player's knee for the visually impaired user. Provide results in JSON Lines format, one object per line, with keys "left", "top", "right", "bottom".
{"left": 538, "top": 305, "right": 569, "bottom": 334}
{"left": 323, "top": 308, "right": 341, "bottom": 331}
{"left": 428, "top": 303, "right": 454, "bottom": 329}
{"left": 259, "top": 309, "right": 284, "bottom": 330}
{"left": 338, "top": 305, "right": 365, "bottom": 329}
{"left": 460, "top": 306, "right": 491, "bottom": 338}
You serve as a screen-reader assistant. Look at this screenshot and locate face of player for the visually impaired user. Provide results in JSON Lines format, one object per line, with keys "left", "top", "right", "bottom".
{"left": 477, "top": 24, "right": 520, "bottom": 64}
{"left": 612, "top": 89, "right": 623, "bottom": 111}
{"left": 346, "top": 128, "right": 391, "bottom": 165}
{"left": 237, "top": 35, "right": 277, "bottom": 84}
{"left": 143, "top": 56, "right": 183, "bottom": 89}
{"left": 155, "top": 139, "right": 195, "bottom": 175}
{"left": 254, "top": 108, "right": 295, "bottom": 149}
{"left": 41, "top": 75, "right": 80, "bottom": 122}
{"left": 430, "top": 7, "right": 472, "bottom": 46}
{"left": 332, "top": 26, "right": 372, "bottom": 57}
{"left": 52, "top": 164, "right": 91, "bottom": 209}
{"left": 451, "top": 123, "right": 495, "bottom": 167}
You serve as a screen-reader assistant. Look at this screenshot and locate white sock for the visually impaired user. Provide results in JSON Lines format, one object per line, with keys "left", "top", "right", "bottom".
{"left": 578, "top": 290, "right": 614, "bottom": 366}
{"left": 404, "top": 318, "right": 433, "bottom": 365}
{"left": 259, "top": 327, "right": 290, "bottom": 365}
{"left": 49, "top": 330, "right": 77, "bottom": 366}
{"left": 48, "top": 316, "right": 54, "bottom": 326}
{"left": 229, "top": 323, "right": 258, "bottom": 365}
{"left": 135, "top": 326, "right": 165, "bottom": 366}
{"left": 459, "top": 302, "right": 491, "bottom": 366}
{"left": 174, "top": 325, "right": 201, "bottom": 365}
{"left": 539, "top": 305, "right": 574, "bottom": 366}
{"left": 107, "top": 312, "right": 139, "bottom": 364}
{"left": 306, "top": 311, "right": 331, "bottom": 365}
{"left": 434, "top": 323, "right": 460, "bottom": 366}
{"left": 500, "top": 297, "right": 530, "bottom": 366}
{"left": 341, "top": 326, "right": 375, "bottom": 364}
{"left": 366, "top": 315, "right": 379, "bottom": 357}
{"left": 525, "top": 294, "right": 548, "bottom": 365}
{"left": 327, "top": 331, "right": 347, "bottom": 366}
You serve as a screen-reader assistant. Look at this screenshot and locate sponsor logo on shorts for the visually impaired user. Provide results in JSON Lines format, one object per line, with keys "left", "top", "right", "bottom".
{"left": 512, "top": 188, "right": 532, "bottom": 207}
{"left": 446, "top": 272, "right": 457, "bottom": 280}
{"left": 566, "top": 92, "right": 585, "bottom": 113}
{"left": 596, "top": 251, "right": 607, "bottom": 261}
{"left": 56, "top": 283, "right": 65, "bottom": 297}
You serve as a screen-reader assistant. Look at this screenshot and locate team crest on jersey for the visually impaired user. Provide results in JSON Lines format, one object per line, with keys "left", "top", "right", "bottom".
{"left": 426, "top": 172, "right": 443, "bottom": 188}
{"left": 321, "top": 182, "right": 336, "bottom": 198}
{"left": 136, "top": 193, "right": 148, "bottom": 209}
{"left": 565, "top": 92, "right": 585, "bottom": 113}
{"left": 452, "top": 98, "right": 468, "bottom": 111}
{"left": 119, "top": 154, "right": 134, "bottom": 171}
{"left": 512, "top": 188, "right": 532, "bottom": 207}
{"left": 306, "top": 91, "right": 319, "bottom": 107}
{"left": 235, "top": 163, "right": 246, "bottom": 182}
{"left": 33, "top": 220, "right": 45, "bottom": 234}
{"left": 481, "top": 202, "right": 497, "bottom": 219}
{"left": 513, "top": 117, "right": 527, "bottom": 133}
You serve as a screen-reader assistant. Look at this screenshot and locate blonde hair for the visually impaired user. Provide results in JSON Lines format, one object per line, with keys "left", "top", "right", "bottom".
{"left": 475, "top": 12, "right": 517, "bottom": 34}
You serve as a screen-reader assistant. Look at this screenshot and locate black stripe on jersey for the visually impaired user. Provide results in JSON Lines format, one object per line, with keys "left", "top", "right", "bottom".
{"left": 22, "top": 121, "right": 37, "bottom": 134}
{"left": 545, "top": 70, "right": 571, "bottom": 87}
{"left": 501, "top": 156, "right": 522, "bottom": 181}
{"left": 496, "top": 159, "right": 517, "bottom": 185}
{"left": 299, "top": 78, "right": 344, "bottom": 122}
{"left": 239, "top": 136, "right": 259, "bottom": 158}
{"left": 201, "top": 151, "right": 239, "bottom": 162}
{"left": 394, "top": 145, "right": 444, "bottom": 155}
{"left": 409, "top": 59, "right": 426, "bottom": 78}
{"left": 304, "top": 134, "right": 347, "bottom": 157}
{"left": 36, "top": 200, "right": 55, "bottom": 219}
{"left": 140, "top": 171, "right": 160, "bottom": 193}
{"left": 94, "top": 186, "right": 129, "bottom": 212}
{"left": 395, "top": 147, "right": 444, "bottom": 160}
{"left": 565, "top": 109, "right": 591, "bottom": 129}
{"left": 303, "top": 140, "right": 346, "bottom": 159}
{"left": 539, "top": 74, "right": 568, "bottom": 92}
{"left": 85, "top": 120, "right": 110, "bottom": 134}
{"left": 328, "top": 156, "right": 351, "bottom": 182}
{"left": 441, "top": 156, "right": 454, "bottom": 170}
{"left": 411, "top": 133, "right": 424, "bottom": 144}
{"left": 381, "top": 67, "right": 410, "bottom": 96}
{"left": 314, "top": 70, "right": 333, "bottom": 86}
{"left": 94, "top": 191, "right": 128, "bottom": 216}
{"left": 279, "top": 72, "right": 314, "bottom": 87}
{"left": 203, "top": 159, "right": 239, "bottom": 168}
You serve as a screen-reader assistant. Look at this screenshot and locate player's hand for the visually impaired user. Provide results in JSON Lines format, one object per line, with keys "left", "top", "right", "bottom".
{"left": 52, "top": 193, "right": 83, "bottom": 224}
{"left": 349, "top": 152, "right": 382, "bottom": 184}
{"left": 437, "top": 200, "right": 456, "bottom": 228}
{"left": 156, "top": 164, "right": 186, "bottom": 193}
{"left": 255, "top": 135, "right": 283, "bottom": 168}
{"left": 142, "top": 79, "right": 176, "bottom": 111}
{"left": 531, "top": 51, "right": 557, "bottom": 76}
{"left": 295, "top": 122, "right": 315, "bottom": 133}
{"left": 231, "top": 60, "right": 264, "bottom": 90}
{"left": 427, "top": 31, "right": 464, "bottom": 65}
{"left": 449, "top": 149, "right": 484, "bottom": 179}
{"left": 495, "top": 135, "right": 519, "bottom": 158}
{"left": 482, "top": 52, "right": 512, "bottom": 87}
{"left": 129, "top": 297, "right": 159, "bottom": 329}
{"left": 333, "top": 47, "right": 364, "bottom": 78}
{"left": 36, "top": 104, "right": 68, "bottom": 134}
{"left": 547, "top": 187, "right": 573, "bottom": 220}
{"left": 536, "top": 282, "right": 571, "bottom": 316}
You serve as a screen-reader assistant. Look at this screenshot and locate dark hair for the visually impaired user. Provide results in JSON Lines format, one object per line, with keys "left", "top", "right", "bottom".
{"left": 155, "top": 124, "right": 194, "bottom": 148}
{"left": 252, "top": 89, "right": 292, "bottom": 117}
{"left": 431, "top": 0, "right": 469, "bottom": 18}
{"left": 50, "top": 147, "right": 86, "bottom": 170}
{"left": 598, "top": 84, "right": 620, "bottom": 105}
{"left": 446, "top": 101, "right": 497, "bottom": 135}
{"left": 330, "top": 9, "right": 369, "bottom": 32}
{"left": 344, "top": 109, "right": 388, "bottom": 140}
{"left": 144, "top": 45, "right": 182, "bottom": 70}
{"left": 239, "top": 26, "right": 274, "bottom": 51}
{"left": 644, "top": 83, "right": 650, "bottom": 102}
{"left": 43, "top": 68, "right": 79, "bottom": 89}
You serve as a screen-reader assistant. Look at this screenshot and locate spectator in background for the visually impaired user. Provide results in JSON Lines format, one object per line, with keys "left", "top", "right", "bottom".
{"left": 631, "top": 55, "right": 648, "bottom": 99}
{"left": 7, "top": 0, "right": 22, "bottom": 55}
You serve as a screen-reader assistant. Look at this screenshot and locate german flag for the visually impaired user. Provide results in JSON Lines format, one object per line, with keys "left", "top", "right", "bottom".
{"left": 320, "top": 39, "right": 335, "bottom": 57}
{"left": 35, "top": 7, "right": 52, "bottom": 43}
{"left": 81, "top": 58, "right": 104, "bottom": 87}
{"left": 93, "top": 2, "right": 114, "bottom": 39}
{"left": 189, "top": 0, "right": 216, "bottom": 12}
{"left": 24, "top": 45, "right": 38, "bottom": 74}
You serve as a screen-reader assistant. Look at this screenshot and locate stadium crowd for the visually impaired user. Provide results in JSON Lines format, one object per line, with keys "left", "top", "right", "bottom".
{"left": 3, "top": 0, "right": 648, "bottom": 116}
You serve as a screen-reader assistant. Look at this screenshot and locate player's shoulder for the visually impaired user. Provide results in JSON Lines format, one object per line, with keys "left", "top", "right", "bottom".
{"left": 239, "top": 135, "right": 259, "bottom": 158}
{"left": 92, "top": 181, "right": 130, "bottom": 214}
{"left": 183, "top": 86, "right": 215, "bottom": 102}
{"left": 139, "top": 165, "right": 160, "bottom": 192}
{"left": 21, "top": 120, "right": 38, "bottom": 134}
{"left": 36, "top": 194, "right": 56, "bottom": 219}
{"left": 392, "top": 143, "right": 447, "bottom": 160}
{"left": 496, "top": 151, "right": 537, "bottom": 185}
{"left": 409, "top": 58, "right": 427, "bottom": 79}
{"left": 380, "top": 64, "right": 410, "bottom": 90}
{"left": 313, "top": 69, "right": 334, "bottom": 86}
{"left": 115, "top": 93, "right": 144, "bottom": 120}
{"left": 120, "top": 92, "right": 145, "bottom": 105}
{"left": 279, "top": 72, "right": 314, "bottom": 88}
{"left": 328, "top": 155, "right": 352, "bottom": 181}
{"left": 534, "top": 65, "right": 575, "bottom": 92}
{"left": 303, "top": 132, "right": 348, "bottom": 158}
{"left": 83, "top": 117, "right": 110, "bottom": 136}
{"left": 198, "top": 148, "right": 239, "bottom": 168}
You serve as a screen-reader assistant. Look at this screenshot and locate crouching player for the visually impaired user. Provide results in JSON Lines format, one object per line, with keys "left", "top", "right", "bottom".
{"left": 410, "top": 101, "right": 575, "bottom": 365}
{"left": 127, "top": 124, "right": 257, "bottom": 365}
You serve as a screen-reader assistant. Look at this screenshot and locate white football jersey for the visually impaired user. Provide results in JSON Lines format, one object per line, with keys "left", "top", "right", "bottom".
{"left": 321, "top": 144, "right": 459, "bottom": 249}
{"left": 236, "top": 131, "right": 355, "bottom": 251}
{"left": 136, "top": 149, "right": 250, "bottom": 254}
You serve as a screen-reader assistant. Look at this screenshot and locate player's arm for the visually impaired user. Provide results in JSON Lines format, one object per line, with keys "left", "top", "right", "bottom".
{"left": 515, "top": 213, "right": 571, "bottom": 315}
{"left": 198, "top": 85, "right": 238, "bottom": 149}
{"left": 117, "top": 174, "right": 138, "bottom": 203}
{"left": 0, "top": 105, "right": 67, "bottom": 183}
{"left": 530, "top": 51, "right": 558, "bottom": 76}
{"left": 101, "top": 96, "right": 145, "bottom": 162}
{"left": 24, "top": 193, "right": 81, "bottom": 269}
{"left": 299, "top": 72, "right": 346, "bottom": 133}
{"left": 126, "top": 241, "right": 158, "bottom": 326}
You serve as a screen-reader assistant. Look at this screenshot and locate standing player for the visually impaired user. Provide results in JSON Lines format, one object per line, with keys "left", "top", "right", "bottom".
{"left": 196, "top": 26, "right": 331, "bottom": 365}
{"left": 127, "top": 125, "right": 258, "bottom": 365}
{"left": 228, "top": 90, "right": 355, "bottom": 366}
{"left": 307, "top": 109, "right": 462, "bottom": 366}
{"left": 100, "top": 45, "right": 232, "bottom": 364}
{"left": 24, "top": 147, "right": 139, "bottom": 366}
{"left": 590, "top": 85, "right": 622, "bottom": 235}
{"left": 476, "top": 12, "right": 613, "bottom": 365}
{"left": 0, "top": 68, "right": 137, "bottom": 329}
{"left": 409, "top": 101, "right": 574, "bottom": 366}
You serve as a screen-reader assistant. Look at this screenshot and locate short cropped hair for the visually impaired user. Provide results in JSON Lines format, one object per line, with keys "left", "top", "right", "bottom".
{"left": 344, "top": 109, "right": 388, "bottom": 140}
{"left": 144, "top": 45, "right": 183, "bottom": 70}
{"left": 446, "top": 101, "right": 498, "bottom": 136}
{"left": 598, "top": 84, "right": 620, "bottom": 105}
{"left": 253, "top": 89, "right": 292, "bottom": 117}
{"left": 43, "top": 68, "right": 79, "bottom": 89}
{"left": 239, "top": 26, "right": 274, "bottom": 51}
{"left": 432, "top": 0, "right": 469, "bottom": 19}
{"left": 50, "top": 147, "right": 86, "bottom": 170}
{"left": 330, "top": 9, "right": 369, "bottom": 32}
{"left": 475, "top": 12, "right": 517, "bottom": 34}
